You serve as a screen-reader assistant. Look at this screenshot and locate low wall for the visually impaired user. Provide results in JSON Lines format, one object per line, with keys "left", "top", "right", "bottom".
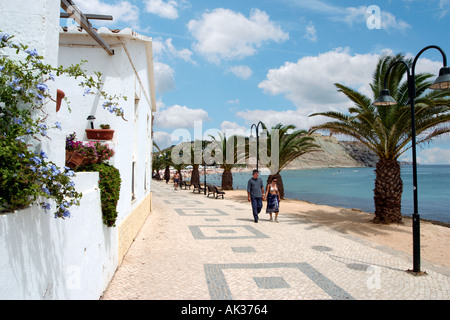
{"left": 0, "top": 172, "right": 117, "bottom": 299}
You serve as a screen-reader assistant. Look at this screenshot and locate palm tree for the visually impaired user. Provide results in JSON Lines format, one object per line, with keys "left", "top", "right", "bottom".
{"left": 310, "top": 53, "right": 450, "bottom": 224}
{"left": 152, "top": 152, "right": 164, "bottom": 180}
{"left": 207, "top": 132, "right": 246, "bottom": 190}
{"left": 189, "top": 141, "right": 201, "bottom": 186}
{"left": 261, "top": 123, "right": 319, "bottom": 199}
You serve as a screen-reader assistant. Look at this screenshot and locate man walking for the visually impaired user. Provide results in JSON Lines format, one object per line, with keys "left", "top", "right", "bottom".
{"left": 247, "top": 170, "right": 265, "bottom": 223}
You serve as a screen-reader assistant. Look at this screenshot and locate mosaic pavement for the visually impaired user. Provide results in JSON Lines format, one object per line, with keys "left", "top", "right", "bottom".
{"left": 101, "top": 181, "right": 450, "bottom": 300}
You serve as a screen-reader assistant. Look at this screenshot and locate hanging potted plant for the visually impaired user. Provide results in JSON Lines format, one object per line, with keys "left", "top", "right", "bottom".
{"left": 86, "top": 123, "right": 114, "bottom": 140}
{"left": 65, "top": 133, "right": 86, "bottom": 168}
{"left": 56, "top": 89, "right": 65, "bottom": 112}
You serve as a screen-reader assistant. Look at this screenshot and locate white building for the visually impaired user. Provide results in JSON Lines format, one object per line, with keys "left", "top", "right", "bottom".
{"left": 0, "top": 0, "right": 156, "bottom": 299}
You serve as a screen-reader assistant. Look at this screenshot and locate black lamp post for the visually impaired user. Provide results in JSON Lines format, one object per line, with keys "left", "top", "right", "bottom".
{"left": 202, "top": 140, "right": 207, "bottom": 195}
{"left": 250, "top": 121, "right": 264, "bottom": 172}
{"left": 87, "top": 115, "right": 96, "bottom": 129}
{"left": 373, "top": 45, "right": 450, "bottom": 274}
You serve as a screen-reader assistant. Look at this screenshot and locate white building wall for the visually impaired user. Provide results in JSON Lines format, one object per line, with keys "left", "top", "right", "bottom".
{"left": 0, "top": 1, "right": 154, "bottom": 299}
{"left": 57, "top": 28, "right": 154, "bottom": 225}
{"left": 0, "top": 173, "right": 117, "bottom": 299}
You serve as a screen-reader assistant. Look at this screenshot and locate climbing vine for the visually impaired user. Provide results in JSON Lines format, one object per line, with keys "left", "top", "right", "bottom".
{"left": 0, "top": 31, "right": 125, "bottom": 219}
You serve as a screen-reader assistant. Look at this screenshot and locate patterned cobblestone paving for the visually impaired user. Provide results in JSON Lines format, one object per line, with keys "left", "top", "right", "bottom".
{"left": 101, "top": 181, "right": 450, "bottom": 300}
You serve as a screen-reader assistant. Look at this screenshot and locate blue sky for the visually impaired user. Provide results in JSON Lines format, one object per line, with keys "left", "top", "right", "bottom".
{"left": 72, "top": 0, "right": 450, "bottom": 164}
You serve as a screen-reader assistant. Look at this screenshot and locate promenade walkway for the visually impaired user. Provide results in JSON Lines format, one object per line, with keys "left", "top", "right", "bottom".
{"left": 101, "top": 180, "right": 450, "bottom": 300}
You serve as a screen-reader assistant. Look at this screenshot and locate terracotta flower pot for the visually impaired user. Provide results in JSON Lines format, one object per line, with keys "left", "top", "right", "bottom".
{"left": 85, "top": 129, "right": 114, "bottom": 140}
{"left": 56, "top": 89, "right": 65, "bottom": 112}
{"left": 66, "top": 152, "right": 86, "bottom": 168}
{"left": 65, "top": 150, "right": 74, "bottom": 163}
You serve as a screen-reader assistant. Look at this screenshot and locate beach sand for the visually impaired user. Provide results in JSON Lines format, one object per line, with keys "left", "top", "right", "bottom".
{"left": 224, "top": 189, "right": 450, "bottom": 269}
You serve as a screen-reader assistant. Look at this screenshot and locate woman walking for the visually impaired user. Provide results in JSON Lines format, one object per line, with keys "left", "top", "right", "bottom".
{"left": 265, "top": 177, "right": 280, "bottom": 222}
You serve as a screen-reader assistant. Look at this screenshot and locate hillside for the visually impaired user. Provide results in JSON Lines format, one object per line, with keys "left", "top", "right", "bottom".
{"left": 156, "top": 134, "right": 379, "bottom": 169}
{"left": 286, "top": 134, "right": 378, "bottom": 169}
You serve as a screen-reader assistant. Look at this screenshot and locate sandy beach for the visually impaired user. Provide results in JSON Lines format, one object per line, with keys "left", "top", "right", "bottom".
{"left": 223, "top": 189, "right": 450, "bottom": 269}
{"left": 161, "top": 167, "right": 449, "bottom": 270}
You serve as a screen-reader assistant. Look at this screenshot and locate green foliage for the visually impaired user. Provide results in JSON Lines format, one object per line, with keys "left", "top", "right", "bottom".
{"left": 77, "top": 163, "right": 121, "bottom": 227}
{"left": 310, "top": 53, "right": 450, "bottom": 160}
{"left": 0, "top": 30, "right": 125, "bottom": 219}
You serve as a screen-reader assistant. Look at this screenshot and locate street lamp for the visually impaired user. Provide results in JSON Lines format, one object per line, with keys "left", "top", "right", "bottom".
{"left": 250, "top": 121, "right": 264, "bottom": 172}
{"left": 373, "top": 45, "right": 450, "bottom": 274}
{"left": 202, "top": 140, "right": 207, "bottom": 195}
{"left": 87, "top": 115, "right": 96, "bottom": 129}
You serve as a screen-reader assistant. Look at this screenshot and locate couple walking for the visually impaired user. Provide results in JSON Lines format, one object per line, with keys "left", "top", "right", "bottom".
{"left": 247, "top": 170, "right": 280, "bottom": 223}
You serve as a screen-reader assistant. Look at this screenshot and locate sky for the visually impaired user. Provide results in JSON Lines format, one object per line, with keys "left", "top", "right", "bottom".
{"left": 70, "top": 0, "right": 450, "bottom": 164}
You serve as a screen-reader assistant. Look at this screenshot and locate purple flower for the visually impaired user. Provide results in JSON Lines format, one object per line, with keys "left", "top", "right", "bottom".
{"left": 36, "top": 83, "right": 48, "bottom": 92}
{"left": 41, "top": 186, "right": 51, "bottom": 195}
{"left": 30, "top": 155, "right": 42, "bottom": 165}
{"left": 25, "top": 48, "right": 39, "bottom": 57}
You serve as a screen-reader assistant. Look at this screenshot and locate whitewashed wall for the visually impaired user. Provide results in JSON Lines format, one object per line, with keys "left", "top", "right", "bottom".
{"left": 0, "top": 173, "right": 117, "bottom": 299}
{"left": 0, "top": 1, "right": 154, "bottom": 299}
{"left": 57, "top": 28, "right": 154, "bottom": 225}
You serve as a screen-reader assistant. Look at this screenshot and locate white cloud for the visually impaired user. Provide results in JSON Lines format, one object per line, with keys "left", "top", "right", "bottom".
{"left": 304, "top": 22, "right": 317, "bottom": 42}
{"left": 220, "top": 121, "right": 250, "bottom": 136}
{"left": 73, "top": 0, "right": 139, "bottom": 24}
{"left": 153, "top": 131, "right": 173, "bottom": 149}
{"left": 154, "top": 104, "right": 210, "bottom": 128}
{"left": 164, "top": 38, "right": 195, "bottom": 63}
{"left": 227, "top": 65, "right": 253, "bottom": 80}
{"left": 236, "top": 109, "right": 327, "bottom": 132}
{"left": 243, "top": 47, "right": 444, "bottom": 135}
{"left": 439, "top": 0, "right": 450, "bottom": 18}
{"left": 288, "top": 0, "right": 410, "bottom": 32}
{"left": 153, "top": 38, "right": 195, "bottom": 63}
{"left": 153, "top": 61, "right": 176, "bottom": 95}
{"left": 226, "top": 99, "right": 240, "bottom": 105}
{"left": 415, "top": 147, "right": 450, "bottom": 164}
{"left": 258, "top": 47, "right": 379, "bottom": 111}
{"left": 187, "top": 8, "right": 289, "bottom": 63}
{"left": 144, "top": 0, "right": 179, "bottom": 19}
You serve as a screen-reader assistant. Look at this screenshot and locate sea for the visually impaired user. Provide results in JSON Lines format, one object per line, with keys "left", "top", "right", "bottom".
{"left": 203, "top": 165, "right": 450, "bottom": 224}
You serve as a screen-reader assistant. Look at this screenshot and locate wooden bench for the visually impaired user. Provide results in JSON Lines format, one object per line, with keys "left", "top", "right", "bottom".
{"left": 206, "top": 184, "right": 215, "bottom": 197}
{"left": 193, "top": 183, "right": 205, "bottom": 194}
{"left": 214, "top": 186, "right": 225, "bottom": 199}
{"left": 180, "top": 181, "right": 191, "bottom": 190}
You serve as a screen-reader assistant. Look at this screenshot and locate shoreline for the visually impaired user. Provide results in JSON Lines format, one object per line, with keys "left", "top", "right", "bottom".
{"left": 172, "top": 166, "right": 449, "bottom": 227}
{"left": 221, "top": 188, "right": 450, "bottom": 270}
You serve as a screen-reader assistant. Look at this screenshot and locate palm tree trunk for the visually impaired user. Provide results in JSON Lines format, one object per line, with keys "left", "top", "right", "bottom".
{"left": 373, "top": 158, "right": 403, "bottom": 223}
{"left": 267, "top": 172, "right": 284, "bottom": 199}
{"left": 164, "top": 166, "right": 170, "bottom": 183}
{"left": 191, "top": 165, "right": 200, "bottom": 185}
{"left": 222, "top": 169, "right": 233, "bottom": 190}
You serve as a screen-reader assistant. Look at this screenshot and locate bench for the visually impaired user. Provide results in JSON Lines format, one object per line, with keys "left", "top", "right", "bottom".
{"left": 180, "top": 181, "right": 191, "bottom": 190}
{"left": 214, "top": 186, "right": 225, "bottom": 199}
{"left": 193, "top": 183, "right": 205, "bottom": 194}
{"left": 206, "top": 184, "right": 215, "bottom": 197}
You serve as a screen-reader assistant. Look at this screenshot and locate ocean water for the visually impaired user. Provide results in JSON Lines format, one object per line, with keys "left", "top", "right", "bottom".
{"left": 204, "top": 165, "right": 450, "bottom": 223}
